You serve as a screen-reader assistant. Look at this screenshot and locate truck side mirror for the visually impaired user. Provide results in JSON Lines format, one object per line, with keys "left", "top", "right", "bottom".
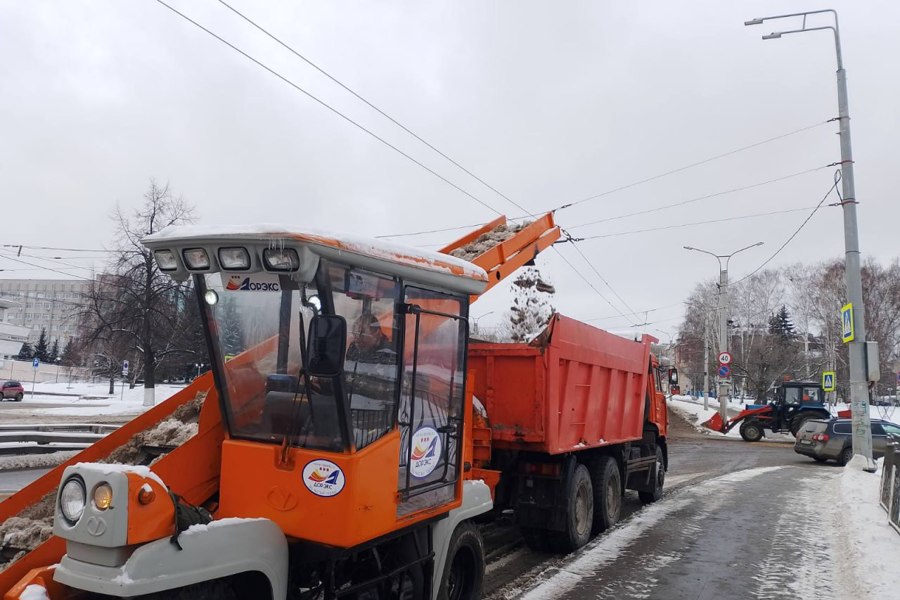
{"left": 668, "top": 368, "right": 679, "bottom": 386}
{"left": 307, "top": 315, "right": 347, "bottom": 377}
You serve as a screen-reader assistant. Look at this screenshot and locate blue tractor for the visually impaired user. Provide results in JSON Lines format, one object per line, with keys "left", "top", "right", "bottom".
{"left": 703, "top": 380, "right": 832, "bottom": 442}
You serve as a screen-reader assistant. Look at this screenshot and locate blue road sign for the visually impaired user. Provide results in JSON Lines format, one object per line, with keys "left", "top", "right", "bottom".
{"left": 32, "top": 357, "right": 40, "bottom": 369}
{"left": 718, "top": 364, "right": 731, "bottom": 379}
{"left": 841, "top": 303, "right": 854, "bottom": 343}
{"left": 823, "top": 371, "right": 836, "bottom": 392}
{"left": 122, "top": 360, "right": 129, "bottom": 376}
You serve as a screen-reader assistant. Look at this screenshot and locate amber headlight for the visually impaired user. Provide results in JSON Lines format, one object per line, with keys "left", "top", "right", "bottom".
{"left": 60, "top": 477, "right": 86, "bottom": 524}
{"left": 93, "top": 483, "right": 113, "bottom": 510}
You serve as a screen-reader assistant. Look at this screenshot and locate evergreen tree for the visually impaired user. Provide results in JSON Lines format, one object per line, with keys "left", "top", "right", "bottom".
{"left": 767, "top": 305, "right": 796, "bottom": 341}
{"left": 34, "top": 328, "right": 50, "bottom": 362}
{"left": 49, "top": 338, "right": 60, "bottom": 363}
{"left": 60, "top": 339, "right": 77, "bottom": 366}
{"left": 220, "top": 296, "right": 244, "bottom": 357}
{"left": 17, "top": 342, "right": 34, "bottom": 360}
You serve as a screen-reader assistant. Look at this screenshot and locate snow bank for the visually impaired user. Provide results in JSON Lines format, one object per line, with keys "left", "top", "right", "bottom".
{"left": 833, "top": 456, "right": 900, "bottom": 599}
{"left": 0, "top": 450, "right": 78, "bottom": 472}
{"left": 19, "top": 584, "right": 50, "bottom": 600}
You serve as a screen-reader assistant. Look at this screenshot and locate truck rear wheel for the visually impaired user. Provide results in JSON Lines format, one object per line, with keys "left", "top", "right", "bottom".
{"left": 438, "top": 521, "right": 484, "bottom": 600}
{"left": 739, "top": 421, "right": 764, "bottom": 442}
{"left": 548, "top": 463, "right": 593, "bottom": 553}
{"left": 590, "top": 457, "right": 621, "bottom": 534}
{"left": 638, "top": 445, "right": 665, "bottom": 504}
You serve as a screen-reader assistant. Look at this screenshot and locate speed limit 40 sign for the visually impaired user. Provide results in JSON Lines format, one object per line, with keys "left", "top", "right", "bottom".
{"left": 717, "top": 351, "right": 732, "bottom": 365}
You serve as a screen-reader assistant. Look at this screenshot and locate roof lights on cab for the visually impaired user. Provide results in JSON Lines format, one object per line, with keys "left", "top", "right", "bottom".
{"left": 263, "top": 248, "right": 300, "bottom": 271}
{"left": 218, "top": 247, "right": 251, "bottom": 270}
{"left": 154, "top": 250, "right": 179, "bottom": 272}
{"left": 182, "top": 248, "right": 211, "bottom": 271}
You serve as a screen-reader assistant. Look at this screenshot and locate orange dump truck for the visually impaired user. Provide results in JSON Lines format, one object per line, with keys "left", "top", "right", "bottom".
{"left": 468, "top": 315, "right": 673, "bottom": 552}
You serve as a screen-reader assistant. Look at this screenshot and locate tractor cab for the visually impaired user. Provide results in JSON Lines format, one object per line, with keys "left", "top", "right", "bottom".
{"left": 142, "top": 225, "right": 487, "bottom": 547}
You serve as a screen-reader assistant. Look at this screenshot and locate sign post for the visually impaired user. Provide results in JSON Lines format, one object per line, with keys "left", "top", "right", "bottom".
{"left": 121, "top": 360, "right": 129, "bottom": 402}
{"left": 31, "top": 357, "right": 40, "bottom": 400}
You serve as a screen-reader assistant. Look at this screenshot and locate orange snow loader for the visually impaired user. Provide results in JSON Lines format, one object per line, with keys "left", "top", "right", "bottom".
{"left": 1, "top": 214, "right": 558, "bottom": 600}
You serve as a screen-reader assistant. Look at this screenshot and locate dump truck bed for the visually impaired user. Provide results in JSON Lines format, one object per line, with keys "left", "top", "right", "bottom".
{"left": 468, "top": 314, "right": 653, "bottom": 454}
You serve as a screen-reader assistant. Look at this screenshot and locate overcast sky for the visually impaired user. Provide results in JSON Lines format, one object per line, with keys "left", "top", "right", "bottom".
{"left": 1, "top": 1, "right": 897, "bottom": 339}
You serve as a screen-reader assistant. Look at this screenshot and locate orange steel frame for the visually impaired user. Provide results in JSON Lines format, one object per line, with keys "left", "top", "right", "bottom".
{"left": 1, "top": 213, "right": 561, "bottom": 598}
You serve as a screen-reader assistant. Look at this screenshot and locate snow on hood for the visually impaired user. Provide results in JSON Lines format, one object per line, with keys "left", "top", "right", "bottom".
{"left": 143, "top": 223, "right": 488, "bottom": 282}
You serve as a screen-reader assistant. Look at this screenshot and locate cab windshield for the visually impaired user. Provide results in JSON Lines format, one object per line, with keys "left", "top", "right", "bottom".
{"left": 201, "top": 264, "right": 401, "bottom": 452}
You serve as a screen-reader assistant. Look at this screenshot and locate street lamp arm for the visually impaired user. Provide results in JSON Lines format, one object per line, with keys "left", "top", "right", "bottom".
{"left": 723, "top": 241, "right": 764, "bottom": 269}
{"left": 746, "top": 9, "right": 842, "bottom": 68}
{"left": 683, "top": 246, "right": 723, "bottom": 267}
{"left": 745, "top": 9, "right": 837, "bottom": 28}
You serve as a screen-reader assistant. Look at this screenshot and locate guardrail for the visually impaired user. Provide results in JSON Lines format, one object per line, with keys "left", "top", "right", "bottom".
{"left": 880, "top": 438, "right": 900, "bottom": 534}
{"left": 0, "top": 424, "right": 118, "bottom": 456}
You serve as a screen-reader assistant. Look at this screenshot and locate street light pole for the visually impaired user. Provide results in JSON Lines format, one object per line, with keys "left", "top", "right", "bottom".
{"left": 685, "top": 242, "right": 764, "bottom": 423}
{"left": 745, "top": 9, "right": 874, "bottom": 469}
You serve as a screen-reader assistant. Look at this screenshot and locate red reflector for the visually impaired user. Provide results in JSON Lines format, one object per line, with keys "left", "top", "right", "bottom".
{"left": 820, "top": 434, "right": 829, "bottom": 442}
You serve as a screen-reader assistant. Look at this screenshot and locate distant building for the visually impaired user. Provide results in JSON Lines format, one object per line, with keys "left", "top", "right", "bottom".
{"left": 0, "top": 298, "right": 30, "bottom": 360}
{"left": 0, "top": 278, "right": 93, "bottom": 347}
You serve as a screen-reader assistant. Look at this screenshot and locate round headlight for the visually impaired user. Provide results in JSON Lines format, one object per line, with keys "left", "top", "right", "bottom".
{"left": 93, "top": 482, "right": 113, "bottom": 511}
{"left": 60, "top": 477, "right": 86, "bottom": 523}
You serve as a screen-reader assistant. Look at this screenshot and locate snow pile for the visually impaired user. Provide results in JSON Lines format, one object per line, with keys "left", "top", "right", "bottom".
{"left": 449, "top": 221, "right": 527, "bottom": 261}
{"left": 0, "top": 451, "right": 79, "bottom": 472}
{"left": 833, "top": 456, "right": 900, "bottom": 599}
{"left": 19, "top": 584, "right": 50, "bottom": 600}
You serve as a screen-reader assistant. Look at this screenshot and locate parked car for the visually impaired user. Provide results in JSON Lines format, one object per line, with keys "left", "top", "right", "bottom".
{"left": 794, "top": 418, "right": 900, "bottom": 465}
{"left": 0, "top": 380, "right": 25, "bottom": 401}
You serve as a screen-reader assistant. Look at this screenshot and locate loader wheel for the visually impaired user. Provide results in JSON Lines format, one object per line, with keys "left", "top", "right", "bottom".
{"left": 549, "top": 463, "right": 594, "bottom": 553}
{"left": 140, "top": 578, "right": 238, "bottom": 600}
{"left": 639, "top": 446, "right": 665, "bottom": 504}
{"left": 438, "top": 521, "right": 484, "bottom": 600}
{"left": 590, "top": 457, "right": 621, "bottom": 535}
{"left": 739, "top": 421, "right": 764, "bottom": 442}
{"left": 790, "top": 415, "right": 812, "bottom": 437}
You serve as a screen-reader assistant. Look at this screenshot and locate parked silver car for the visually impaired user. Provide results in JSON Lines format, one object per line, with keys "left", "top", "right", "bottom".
{"left": 794, "top": 418, "right": 900, "bottom": 465}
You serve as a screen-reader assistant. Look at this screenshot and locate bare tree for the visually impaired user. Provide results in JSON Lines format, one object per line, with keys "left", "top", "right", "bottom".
{"left": 80, "top": 180, "right": 206, "bottom": 404}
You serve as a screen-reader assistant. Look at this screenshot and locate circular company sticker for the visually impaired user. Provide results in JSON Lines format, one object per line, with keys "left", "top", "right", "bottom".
{"left": 302, "top": 459, "right": 346, "bottom": 498}
{"left": 409, "top": 427, "right": 443, "bottom": 479}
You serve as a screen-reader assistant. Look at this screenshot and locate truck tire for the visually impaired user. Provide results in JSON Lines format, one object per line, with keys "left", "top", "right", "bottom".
{"left": 549, "top": 464, "right": 594, "bottom": 553}
{"left": 438, "top": 521, "right": 484, "bottom": 600}
{"left": 739, "top": 421, "right": 764, "bottom": 442}
{"left": 590, "top": 457, "right": 621, "bottom": 535}
{"left": 638, "top": 445, "right": 665, "bottom": 504}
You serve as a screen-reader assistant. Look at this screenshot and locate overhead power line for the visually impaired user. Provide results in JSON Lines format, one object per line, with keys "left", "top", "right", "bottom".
{"left": 555, "top": 120, "right": 830, "bottom": 211}
{"left": 733, "top": 171, "right": 843, "bottom": 285}
{"left": 568, "top": 166, "right": 827, "bottom": 231}
{"left": 563, "top": 238, "right": 638, "bottom": 318}
{"left": 216, "top": 0, "right": 534, "bottom": 219}
{"left": 156, "top": 0, "right": 506, "bottom": 217}
{"left": 550, "top": 246, "right": 639, "bottom": 327}
{"left": 1, "top": 244, "right": 111, "bottom": 253}
{"left": 163, "top": 1, "right": 639, "bottom": 323}
{"left": 572, "top": 205, "right": 822, "bottom": 241}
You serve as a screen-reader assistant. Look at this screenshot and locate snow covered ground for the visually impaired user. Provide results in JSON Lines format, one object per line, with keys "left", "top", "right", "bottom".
{"left": 0, "top": 382, "right": 184, "bottom": 417}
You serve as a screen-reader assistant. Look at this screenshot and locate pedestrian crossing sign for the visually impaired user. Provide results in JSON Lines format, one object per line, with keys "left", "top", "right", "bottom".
{"left": 822, "top": 371, "right": 836, "bottom": 392}
{"left": 841, "top": 303, "right": 854, "bottom": 343}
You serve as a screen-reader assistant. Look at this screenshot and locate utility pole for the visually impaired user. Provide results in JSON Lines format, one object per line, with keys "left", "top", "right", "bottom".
{"left": 703, "top": 322, "right": 710, "bottom": 411}
{"left": 685, "top": 242, "right": 763, "bottom": 423}
{"left": 745, "top": 9, "right": 874, "bottom": 470}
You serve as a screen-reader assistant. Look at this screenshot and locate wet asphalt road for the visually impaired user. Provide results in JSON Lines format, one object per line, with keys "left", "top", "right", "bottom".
{"left": 484, "top": 407, "right": 845, "bottom": 599}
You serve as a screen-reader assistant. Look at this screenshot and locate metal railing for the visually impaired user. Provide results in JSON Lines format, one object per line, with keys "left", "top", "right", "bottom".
{"left": 880, "top": 437, "right": 900, "bottom": 534}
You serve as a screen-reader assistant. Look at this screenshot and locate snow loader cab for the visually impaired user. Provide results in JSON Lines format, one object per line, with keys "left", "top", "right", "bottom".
{"left": 38, "top": 226, "right": 496, "bottom": 600}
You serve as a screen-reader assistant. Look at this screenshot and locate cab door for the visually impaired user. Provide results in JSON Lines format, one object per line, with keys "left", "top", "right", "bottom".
{"left": 397, "top": 286, "right": 468, "bottom": 517}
